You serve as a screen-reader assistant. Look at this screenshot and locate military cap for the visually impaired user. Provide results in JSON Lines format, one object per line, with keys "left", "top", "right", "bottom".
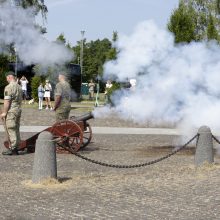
{"left": 5, "top": 71, "right": 16, "bottom": 77}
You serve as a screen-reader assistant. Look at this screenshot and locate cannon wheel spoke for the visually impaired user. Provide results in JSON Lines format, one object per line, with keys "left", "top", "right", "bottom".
{"left": 51, "top": 120, "right": 83, "bottom": 153}
{"left": 67, "top": 126, "right": 82, "bottom": 137}
{"left": 67, "top": 130, "right": 83, "bottom": 152}
{"left": 81, "top": 122, "right": 92, "bottom": 149}
{"left": 50, "top": 126, "right": 65, "bottom": 137}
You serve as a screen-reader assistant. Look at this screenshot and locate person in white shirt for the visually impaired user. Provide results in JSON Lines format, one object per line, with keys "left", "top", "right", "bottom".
{"left": 19, "top": 75, "right": 28, "bottom": 104}
{"left": 129, "top": 78, "right": 136, "bottom": 91}
{"left": 44, "top": 79, "right": 53, "bottom": 110}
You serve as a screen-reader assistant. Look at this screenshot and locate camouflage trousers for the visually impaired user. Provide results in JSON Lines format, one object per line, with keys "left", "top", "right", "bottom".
{"left": 55, "top": 106, "right": 71, "bottom": 122}
{"left": 5, "top": 110, "right": 21, "bottom": 150}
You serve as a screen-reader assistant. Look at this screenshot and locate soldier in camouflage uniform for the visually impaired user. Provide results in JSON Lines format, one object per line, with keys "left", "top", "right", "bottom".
{"left": 53, "top": 72, "right": 71, "bottom": 122}
{"left": 1, "top": 71, "right": 22, "bottom": 155}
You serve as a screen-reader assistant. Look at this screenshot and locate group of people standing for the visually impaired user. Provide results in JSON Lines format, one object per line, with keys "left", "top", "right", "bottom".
{"left": 88, "top": 79, "right": 113, "bottom": 103}
{"left": 0, "top": 71, "right": 72, "bottom": 156}
{"left": 15, "top": 75, "right": 54, "bottom": 110}
{"left": 17, "top": 76, "right": 55, "bottom": 111}
{"left": 37, "top": 79, "right": 53, "bottom": 110}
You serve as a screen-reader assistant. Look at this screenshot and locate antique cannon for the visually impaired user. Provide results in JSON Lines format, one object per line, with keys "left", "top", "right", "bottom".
{"left": 3, "top": 112, "right": 94, "bottom": 153}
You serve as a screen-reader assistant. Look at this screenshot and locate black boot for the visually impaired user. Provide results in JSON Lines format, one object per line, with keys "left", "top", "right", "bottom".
{"left": 2, "top": 148, "right": 19, "bottom": 156}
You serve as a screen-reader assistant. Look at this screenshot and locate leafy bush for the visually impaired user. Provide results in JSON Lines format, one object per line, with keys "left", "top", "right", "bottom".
{"left": 107, "top": 82, "right": 121, "bottom": 96}
{"left": 31, "top": 75, "right": 45, "bottom": 101}
{"left": 105, "top": 82, "right": 121, "bottom": 105}
{"left": 0, "top": 55, "right": 9, "bottom": 98}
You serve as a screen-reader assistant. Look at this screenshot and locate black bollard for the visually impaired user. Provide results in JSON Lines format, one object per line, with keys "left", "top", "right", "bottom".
{"left": 195, "top": 126, "right": 214, "bottom": 167}
{"left": 32, "top": 131, "right": 57, "bottom": 183}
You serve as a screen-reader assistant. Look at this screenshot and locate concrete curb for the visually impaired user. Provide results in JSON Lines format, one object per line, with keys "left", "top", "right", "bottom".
{"left": 4, "top": 126, "right": 220, "bottom": 136}
{"left": 0, "top": 125, "right": 182, "bottom": 135}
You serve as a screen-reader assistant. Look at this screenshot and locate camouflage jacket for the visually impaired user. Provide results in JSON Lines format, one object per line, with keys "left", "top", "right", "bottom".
{"left": 4, "top": 81, "right": 22, "bottom": 112}
{"left": 55, "top": 81, "right": 71, "bottom": 109}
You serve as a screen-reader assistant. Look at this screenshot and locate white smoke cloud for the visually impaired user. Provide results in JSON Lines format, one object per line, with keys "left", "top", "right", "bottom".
{"left": 96, "top": 20, "right": 220, "bottom": 132}
{"left": 0, "top": 1, "right": 73, "bottom": 66}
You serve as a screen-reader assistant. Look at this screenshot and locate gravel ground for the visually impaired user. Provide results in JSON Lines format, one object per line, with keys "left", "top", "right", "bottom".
{"left": 0, "top": 106, "right": 220, "bottom": 220}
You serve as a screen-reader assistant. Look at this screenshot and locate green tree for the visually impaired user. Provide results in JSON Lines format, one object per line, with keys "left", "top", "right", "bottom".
{"left": 84, "top": 39, "right": 112, "bottom": 80}
{"left": 18, "top": 0, "right": 47, "bottom": 18}
{"left": 56, "top": 33, "right": 67, "bottom": 45}
{"left": 171, "top": 0, "right": 220, "bottom": 42}
{"left": 112, "top": 31, "right": 118, "bottom": 42}
{"left": 106, "top": 31, "right": 118, "bottom": 60}
{"left": 72, "top": 41, "right": 81, "bottom": 65}
{"left": 217, "top": 0, "right": 220, "bottom": 13}
{"left": 71, "top": 38, "right": 113, "bottom": 82}
{"left": 31, "top": 75, "right": 43, "bottom": 101}
{"left": 0, "top": 0, "right": 48, "bottom": 19}
{"left": 168, "top": 2, "right": 197, "bottom": 43}
{"left": 207, "top": 14, "right": 219, "bottom": 40}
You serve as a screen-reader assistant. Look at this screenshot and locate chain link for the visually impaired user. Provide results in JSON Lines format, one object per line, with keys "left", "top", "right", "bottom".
{"left": 64, "top": 134, "right": 199, "bottom": 168}
{"left": 212, "top": 135, "right": 220, "bottom": 144}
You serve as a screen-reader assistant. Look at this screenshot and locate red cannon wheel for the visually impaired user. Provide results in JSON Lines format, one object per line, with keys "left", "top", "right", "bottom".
{"left": 81, "top": 122, "right": 92, "bottom": 149}
{"left": 49, "top": 120, "right": 83, "bottom": 153}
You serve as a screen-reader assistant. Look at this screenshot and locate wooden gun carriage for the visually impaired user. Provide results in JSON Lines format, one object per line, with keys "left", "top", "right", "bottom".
{"left": 3, "top": 112, "right": 94, "bottom": 153}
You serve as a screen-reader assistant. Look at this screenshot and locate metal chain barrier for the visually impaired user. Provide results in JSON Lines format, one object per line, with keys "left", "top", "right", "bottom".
{"left": 212, "top": 135, "right": 220, "bottom": 144}
{"left": 64, "top": 134, "right": 199, "bottom": 168}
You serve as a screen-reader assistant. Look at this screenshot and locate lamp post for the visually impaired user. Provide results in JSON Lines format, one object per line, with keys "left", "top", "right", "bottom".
{"left": 80, "top": 30, "right": 85, "bottom": 98}
{"left": 80, "top": 30, "right": 85, "bottom": 80}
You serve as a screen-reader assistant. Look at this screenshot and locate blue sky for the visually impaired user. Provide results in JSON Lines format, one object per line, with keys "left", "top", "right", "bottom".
{"left": 39, "top": 0, "right": 179, "bottom": 45}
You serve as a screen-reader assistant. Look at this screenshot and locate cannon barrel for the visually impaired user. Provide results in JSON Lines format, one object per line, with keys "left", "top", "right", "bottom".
{"left": 72, "top": 112, "right": 94, "bottom": 122}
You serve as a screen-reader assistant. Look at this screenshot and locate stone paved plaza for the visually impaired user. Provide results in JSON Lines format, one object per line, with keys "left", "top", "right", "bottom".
{"left": 0, "top": 106, "right": 220, "bottom": 219}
